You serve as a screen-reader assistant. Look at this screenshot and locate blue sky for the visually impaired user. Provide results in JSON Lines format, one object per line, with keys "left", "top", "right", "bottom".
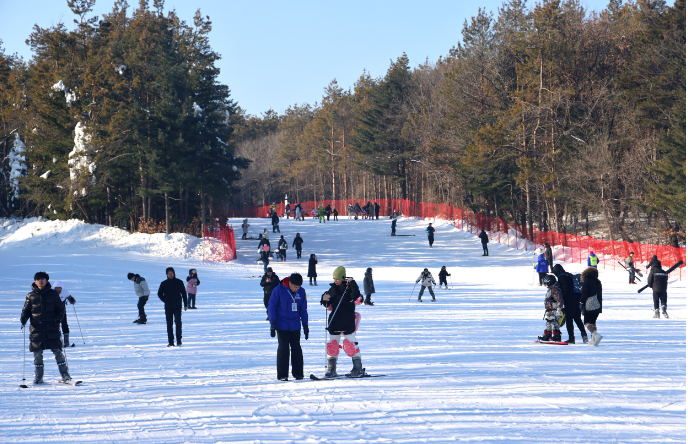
{"left": 0, "top": 0, "right": 658, "bottom": 116}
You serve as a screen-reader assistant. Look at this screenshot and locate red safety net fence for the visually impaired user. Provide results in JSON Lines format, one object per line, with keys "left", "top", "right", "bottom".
{"left": 203, "top": 220, "right": 237, "bottom": 262}
{"left": 228, "top": 198, "right": 685, "bottom": 278}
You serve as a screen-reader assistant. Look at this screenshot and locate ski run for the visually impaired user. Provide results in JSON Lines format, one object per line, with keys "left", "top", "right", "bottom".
{"left": 0, "top": 216, "right": 684, "bottom": 443}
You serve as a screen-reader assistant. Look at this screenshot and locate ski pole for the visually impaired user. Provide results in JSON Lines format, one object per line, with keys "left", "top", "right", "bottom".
{"left": 20, "top": 326, "right": 27, "bottom": 388}
{"left": 72, "top": 304, "right": 85, "bottom": 345}
{"left": 449, "top": 275, "right": 454, "bottom": 290}
{"left": 408, "top": 282, "right": 418, "bottom": 301}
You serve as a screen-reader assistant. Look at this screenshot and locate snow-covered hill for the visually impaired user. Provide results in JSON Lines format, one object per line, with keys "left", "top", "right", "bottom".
{"left": 0, "top": 216, "right": 684, "bottom": 443}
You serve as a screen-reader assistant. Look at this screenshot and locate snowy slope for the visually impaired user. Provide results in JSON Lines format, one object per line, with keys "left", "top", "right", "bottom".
{"left": 0, "top": 216, "right": 684, "bottom": 443}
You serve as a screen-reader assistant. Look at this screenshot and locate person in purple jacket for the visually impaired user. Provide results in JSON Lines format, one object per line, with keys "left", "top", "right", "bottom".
{"left": 268, "top": 273, "right": 309, "bottom": 381}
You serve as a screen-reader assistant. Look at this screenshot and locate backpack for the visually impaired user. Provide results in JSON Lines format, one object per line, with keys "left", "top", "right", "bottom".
{"left": 262, "top": 244, "right": 270, "bottom": 252}
{"left": 561, "top": 272, "right": 582, "bottom": 294}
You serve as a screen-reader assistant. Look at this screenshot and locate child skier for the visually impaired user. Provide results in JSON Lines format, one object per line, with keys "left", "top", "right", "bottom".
{"left": 52, "top": 280, "right": 76, "bottom": 347}
{"left": 186, "top": 269, "right": 200, "bottom": 309}
{"left": 416, "top": 268, "right": 436, "bottom": 302}
{"left": 438, "top": 266, "right": 451, "bottom": 289}
{"left": 538, "top": 274, "right": 564, "bottom": 342}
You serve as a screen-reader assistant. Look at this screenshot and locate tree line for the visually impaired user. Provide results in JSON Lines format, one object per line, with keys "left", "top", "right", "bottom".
{"left": 233, "top": 0, "right": 685, "bottom": 246}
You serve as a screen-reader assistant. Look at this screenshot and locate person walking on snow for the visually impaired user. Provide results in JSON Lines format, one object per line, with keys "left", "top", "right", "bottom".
{"left": 128, "top": 273, "right": 151, "bottom": 324}
{"left": 438, "top": 266, "right": 451, "bottom": 289}
{"left": 21, "top": 271, "right": 74, "bottom": 384}
{"left": 261, "top": 267, "right": 280, "bottom": 320}
{"left": 271, "top": 211, "right": 280, "bottom": 233}
{"left": 52, "top": 280, "right": 76, "bottom": 347}
{"left": 185, "top": 269, "right": 200, "bottom": 309}
{"left": 416, "top": 268, "right": 437, "bottom": 302}
{"left": 317, "top": 205, "right": 326, "bottom": 223}
{"left": 535, "top": 253, "right": 549, "bottom": 286}
{"left": 320, "top": 266, "right": 366, "bottom": 377}
{"left": 543, "top": 242, "right": 553, "bottom": 271}
{"left": 260, "top": 242, "right": 271, "bottom": 274}
{"left": 241, "top": 219, "right": 250, "bottom": 239}
{"left": 391, "top": 218, "right": 397, "bottom": 236}
{"left": 624, "top": 252, "right": 637, "bottom": 284}
{"left": 537, "top": 274, "right": 564, "bottom": 342}
{"left": 552, "top": 264, "right": 587, "bottom": 344}
{"left": 580, "top": 267, "right": 603, "bottom": 346}
{"left": 269, "top": 273, "right": 309, "bottom": 381}
{"left": 278, "top": 235, "right": 288, "bottom": 261}
{"left": 333, "top": 208, "right": 339, "bottom": 221}
{"left": 426, "top": 223, "right": 435, "bottom": 247}
{"left": 374, "top": 202, "right": 380, "bottom": 219}
{"left": 325, "top": 204, "right": 332, "bottom": 221}
{"left": 363, "top": 267, "right": 375, "bottom": 306}
{"left": 285, "top": 203, "right": 291, "bottom": 219}
{"left": 157, "top": 267, "right": 188, "bottom": 347}
{"left": 308, "top": 254, "right": 318, "bottom": 285}
{"left": 292, "top": 233, "right": 304, "bottom": 259}
{"left": 479, "top": 229, "right": 489, "bottom": 256}
{"left": 587, "top": 251, "right": 599, "bottom": 268}
{"left": 647, "top": 260, "right": 669, "bottom": 318}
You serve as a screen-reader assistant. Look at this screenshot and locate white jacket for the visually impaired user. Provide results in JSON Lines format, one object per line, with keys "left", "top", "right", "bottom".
{"left": 416, "top": 272, "right": 436, "bottom": 287}
{"left": 53, "top": 280, "right": 72, "bottom": 302}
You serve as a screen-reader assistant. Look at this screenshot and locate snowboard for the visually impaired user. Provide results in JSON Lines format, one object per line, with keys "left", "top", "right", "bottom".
{"left": 309, "top": 372, "right": 384, "bottom": 381}
{"left": 535, "top": 340, "right": 568, "bottom": 345}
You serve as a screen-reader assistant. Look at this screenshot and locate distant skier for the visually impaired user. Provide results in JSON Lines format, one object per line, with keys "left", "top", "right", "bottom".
{"left": 416, "top": 268, "right": 436, "bottom": 302}
{"left": 479, "top": 229, "right": 489, "bottom": 256}
{"left": 308, "top": 254, "right": 318, "bottom": 285}
{"left": 587, "top": 250, "right": 599, "bottom": 268}
{"left": 438, "top": 266, "right": 451, "bottom": 289}
{"left": 128, "top": 272, "right": 151, "bottom": 324}
{"left": 260, "top": 267, "right": 279, "bottom": 321}
{"left": 271, "top": 211, "right": 280, "bottom": 233}
{"left": 363, "top": 267, "right": 375, "bottom": 306}
{"left": 543, "top": 242, "right": 553, "bottom": 271}
{"left": 320, "top": 266, "right": 365, "bottom": 377}
{"left": 552, "top": 264, "right": 587, "bottom": 344}
{"left": 241, "top": 218, "right": 250, "bottom": 239}
{"left": 185, "top": 269, "right": 200, "bottom": 309}
{"left": 21, "top": 271, "right": 74, "bottom": 384}
{"left": 580, "top": 267, "right": 603, "bottom": 346}
{"left": 426, "top": 223, "right": 435, "bottom": 247}
{"left": 269, "top": 273, "right": 308, "bottom": 381}
{"left": 391, "top": 218, "right": 397, "bottom": 236}
{"left": 624, "top": 252, "right": 636, "bottom": 284}
{"left": 292, "top": 233, "right": 304, "bottom": 259}
{"left": 537, "top": 275, "right": 564, "bottom": 342}
{"left": 647, "top": 260, "right": 669, "bottom": 319}
{"left": 157, "top": 267, "right": 188, "bottom": 347}
{"left": 278, "top": 235, "right": 288, "bottom": 261}
{"left": 52, "top": 280, "right": 76, "bottom": 347}
{"left": 535, "top": 253, "right": 549, "bottom": 286}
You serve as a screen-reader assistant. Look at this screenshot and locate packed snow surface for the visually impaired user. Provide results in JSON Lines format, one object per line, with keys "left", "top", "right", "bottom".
{"left": 0, "top": 216, "right": 684, "bottom": 443}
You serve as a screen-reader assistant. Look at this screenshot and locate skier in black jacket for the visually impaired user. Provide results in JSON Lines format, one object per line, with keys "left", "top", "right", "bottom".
{"left": 647, "top": 261, "right": 669, "bottom": 318}
{"left": 20, "top": 271, "right": 73, "bottom": 384}
{"left": 479, "top": 230, "right": 489, "bottom": 256}
{"left": 438, "top": 266, "right": 451, "bottom": 289}
{"left": 157, "top": 267, "right": 188, "bottom": 347}
{"left": 292, "top": 233, "right": 304, "bottom": 259}
{"left": 552, "top": 264, "right": 587, "bottom": 344}
{"left": 260, "top": 268, "right": 280, "bottom": 320}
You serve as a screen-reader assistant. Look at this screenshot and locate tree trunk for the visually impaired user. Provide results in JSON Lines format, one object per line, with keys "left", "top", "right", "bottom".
{"left": 200, "top": 190, "right": 205, "bottom": 236}
{"left": 164, "top": 192, "right": 170, "bottom": 235}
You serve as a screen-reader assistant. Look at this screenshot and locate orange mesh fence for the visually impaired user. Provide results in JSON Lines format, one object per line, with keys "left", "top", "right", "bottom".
{"left": 203, "top": 221, "right": 237, "bottom": 262}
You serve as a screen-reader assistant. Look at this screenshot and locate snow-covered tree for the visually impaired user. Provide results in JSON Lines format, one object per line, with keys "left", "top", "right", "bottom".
{"left": 8, "top": 133, "right": 27, "bottom": 209}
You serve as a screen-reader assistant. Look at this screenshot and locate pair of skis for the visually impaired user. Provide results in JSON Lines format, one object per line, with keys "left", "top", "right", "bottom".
{"left": 309, "top": 372, "right": 384, "bottom": 381}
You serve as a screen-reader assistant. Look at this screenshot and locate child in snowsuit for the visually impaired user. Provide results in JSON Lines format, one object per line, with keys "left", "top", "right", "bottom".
{"left": 128, "top": 273, "right": 151, "bottom": 324}
{"left": 538, "top": 274, "right": 564, "bottom": 342}
{"left": 186, "top": 269, "right": 200, "bottom": 309}
{"left": 52, "top": 280, "right": 76, "bottom": 347}
{"left": 416, "top": 268, "right": 436, "bottom": 302}
{"left": 438, "top": 266, "right": 450, "bottom": 289}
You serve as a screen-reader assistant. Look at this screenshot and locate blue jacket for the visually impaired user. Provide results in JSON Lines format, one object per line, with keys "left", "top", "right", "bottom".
{"left": 587, "top": 253, "right": 599, "bottom": 268}
{"left": 268, "top": 277, "right": 308, "bottom": 331}
{"left": 535, "top": 254, "right": 549, "bottom": 273}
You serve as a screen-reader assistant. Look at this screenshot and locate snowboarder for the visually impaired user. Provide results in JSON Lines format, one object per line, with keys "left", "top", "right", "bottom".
{"left": 647, "top": 260, "right": 669, "bottom": 318}
{"left": 624, "top": 252, "right": 637, "bottom": 284}
{"left": 278, "top": 235, "right": 288, "bottom": 261}
{"left": 52, "top": 280, "right": 76, "bottom": 347}
{"left": 426, "top": 223, "right": 435, "bottom": 247}
{"left": 308, "top": 254, "right": 318, "bottom": 285}
{"left": 391, "top": 218, "right": 397, "bottom": 236}
{"left": 320, "top": 266, "right": 365, "bottom": 377}
{"left": 269, "top": 273, "right": 309, "bottom": 381}
{"left": 587, "top": 251, "right": 599, "bottom": 268}
{"left": 292, "top": 233, "right": 304, "bottom": 259}
{"left": 552, "top": 264, "right": 587, "bottom": 344}
{"left": 128, "top": 272, "right": 151, "bottom": 324}
{"left": 157, "top": 267, "right": 188, "bottom": 347}
{"left": 363, "top": 267, "right": 375, "bottom": 306}
{"left": 479, "top": 229, "right": 489, "bottom": 256}
{"left": 438, "top": 266, "right": 451, "bottom": 289}
{"left": 271, "top": 211, "right": 280, "bottom": 233}
{"left": 543, "top": 242, "right": 553, "bottom": 271}
{"left": 416, "top": 268, "right": 436, "bottom": 302}
{"left": 185, "top": 269, "right": 200, "bottom": 309}
{"left": 332, "top": 208, "right": 338, "bottom": 221}
{"left": 241, "top": 219, "right": 250, "bottom": 239}
{"left": 537, "top": 274, "right": 564, "bottom": 342}
{"left": 261, "top": 267, "right": 280, "bottom": 321}
{"left": 580, "top": 267, "right": 603, "bottom": 346}
{"left": 21, "top": 271, "right": 74, "bottom": 384}
{"left": 535, "top": 253, "right": 549, "bottom": 286}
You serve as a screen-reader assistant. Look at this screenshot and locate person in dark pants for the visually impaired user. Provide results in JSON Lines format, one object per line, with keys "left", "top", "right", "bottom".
{"left": 308, "top": 254, "right": 318, "bottom": 285}
{"left": 292, "top": 233, "right": 304, "bottom": 259}
{"left": 552, "top": 264, "right": 587, "bottom": 344}
{"left": 391, "top": 219, "right": 397, "bottom": 236}
{"left": 647, "top": 260, "right": 669, "bottom": 318}
{"left": 333, "top": 208, "right": 338, "bottom": 221}
{"left": 438, "top": 266, "right": 451, "bottom": 289}
{"left": 535, "top": 253, "right": 549, "bottom": 286}
{"left": 53, "top": 280, "right": 76, "bottom": 347}
{"left": 325, "top": 204, "right": 332, "bottom": 221}
{"left": 624, "top": 252, "right": 636, "bottom": 284}
{"left": 543, "top": 243, "right": 553, "bottom": 272}
{"left": 426, "top": 223, "right": 435, "bottom": 247}
{"left": 268, "top": 273, "right": 308, "bottom": 381}
{"left": 261, "top": 267, "right": 280, "bottom": 320}
{"left": 374, "top": 202, "right": 380, "bottom": 219}
{"left": 479, "top": 229, "right": 489, "bottom": 255}
{"left": 271, "top": 211, "right": 280, "bottom": 233}
{"left": 157, "top": 267, "right": 188, "bottom": 347}
{"left": 128, "top": 273, "right": 151, "bottom": 324}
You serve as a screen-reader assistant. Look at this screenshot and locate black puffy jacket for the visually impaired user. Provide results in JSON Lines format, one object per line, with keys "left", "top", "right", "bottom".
{"left": 292, "top": 235, "right": 303, "bottom": 250}
{"left": 580, "top": 267, "right": 603, "bottom": 313}
{"left": 553, "top": 265, "right": 578, "bottom": 304}
{"left": 21, "top": 282, "right": 65, "bottom": 352}
{"left": 320, "top": 280, "right": 361, "bottom": 334}
{"left": 308, "top": 255, "right": 318, "bottom": 277}
{"left": 260, "top": 273, "right": 280, "bottom": 298}
{"left": 157, "top": 277, "right": 188, "bottom": 309}
{"left": 647, "top": 265, "right": 668, "bottom": 293}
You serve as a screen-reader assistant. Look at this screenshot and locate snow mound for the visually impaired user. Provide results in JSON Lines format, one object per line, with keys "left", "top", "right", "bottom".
{"left": 0, "top": 218, "right": 202, "bottom": 260}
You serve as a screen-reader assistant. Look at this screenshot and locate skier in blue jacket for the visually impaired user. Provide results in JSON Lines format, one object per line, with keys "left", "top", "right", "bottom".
{"left": 268, "top": 273, "right": 308, "bottom": 380}
{"left": 535, "top": 253, "right": 549, "bottom": 286}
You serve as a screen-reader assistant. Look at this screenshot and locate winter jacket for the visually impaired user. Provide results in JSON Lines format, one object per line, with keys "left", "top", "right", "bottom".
{"left": 535, "top": 254, "right": 549, "bottom": 273}
{"left": 479, "top": 230, "right": 488, "bottom": 244}
{"left": 363, "top": 268, "right": 375, "bottom": 295}
{"left": 333, "top": 209, "right": 338, "bottom": 216}
{"left": 271, "top": 213, "right": 280, "bottom": 226}
{"left": 374, "top": 203, "right": 380, "bottom": 214}
{"left": 646, "top": 255, "right": 659, "bottom": 270}
{"left": 580, "top": 267, "right": 602, "bottom": 313}
{"left": 587, "top": 253, "right": 598, "bottom": 268}
{"left": 317, "top": 206, "right": 325, "bottom": 217}
{"left": 186, "top": 276, "right": 200, "bottom": 294}
{"left": 552, "top": 265, "right": 578, "bottom": 304}
{"left": 292, "top": 235, "right": 303, "bottom": 251}
{"left": 438, "top": 269, "right": 450, "bottom": 282}
{"left": 278, "top": 238, "right": 288, "bottom": 250}
{"left": 320, "top": 279, "right": 361, "bottom": 334}
{"left": 426, "top": 226, "right": 435, "bottom": 237}
{"left": 308, "top": 255, "right": 318, "bottom": 277}
{"left": 325, "top": 205, "right": 331, "bottom": 214}
{"left": 133, "top": 276, "right": 150, "bottom": 297}
{"left": 241, "top": 220, "right": 250, "bottom": 234}
{"left": 260, "top": 273, "right": 280, "bottom": 298}
{"left": 157, "top": 275, "right": 188, "bottom": 310}
{"left": 416, "top": 271, "right": 436, "bottom": 287}
{"left": 268, "top": 277, "right": 308, "bottom": 331}
{"left": 21, "top": 282, "right": 65, "bottom": 352}
{"left": 544, "top": 245, "right": 553, "bottom": 268}
{"left": 624, "top": 255, "right": 635, "bottom": 269}
{"left": 647, "top": 265, "right": 668, "bottom": 293}
{"left": 544, "top": 283, "right": 564, "bottom": 312}
{"left": 52, "top": 280, "right": 73, "bottom": 304}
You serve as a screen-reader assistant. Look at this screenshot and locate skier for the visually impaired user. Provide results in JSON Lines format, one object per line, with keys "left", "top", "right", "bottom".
{"left": 552, "top": 264, "right": 588, "bottom": 344}
{"left": 128, "top": 272, "right": 151, "bottom": 324}
{"left": 260, "top": 267, "right": 280, "bottom": 321}
{"left": 647, "top": 260, "right": 669, "bottom": 318}
{"left": 543, "top": 242, "right": 553, "bottom": 271}
{"left": 317, "top": 205, "right": 326, "bottom": 223}
{"left": 535, "top": 253, "right": 549, "bottom": 286}
{"left": 416, "top": 268, "right": 436, "bottom": 302}
{"left": 21, "top": 271, "right": 74, "bottom": 384}
{"left": 308, "top": 254, "right": 318, "bottom": 285}
{"left": 241, "top": 218, "right": 250, "bottom": 239}
{"left": 479, "top": 229, "right": 489, "bottom": 256}
{"left": 320, "top": 266, "right": 366, "bottom": 377}
{"left": 391, "top": 209, "right": 398, "bottom": 219}
{"left": 325, "top": 204, "right": 332, "bottom": 221}
{"left": 587, "top": 250, "right": 599, "bottom": 268}
{"left": 438, "top": 266, "right": 451, "bottom": 289}
{"left": 374, "top": 202, "right": 380, "bottom": 220}
{"left": 52, "top": 280, "right": 76, "bottom": 347}
{"left": 426, "top": 223, "right": 435, "bottom": 247}
{"left": 278, "top": 235, "right": 288, "bottom": 261}
{"left": 292, "top": 233, "right": 304, "bottom": 259}
{"left": 391, "top": 218, "right": 397, "bottom": 236}
{"left": 363, "top": 267, "right": 375, "bottom": 306}
{"left": 580, "top": 267, "right": 603, "bottom": 346}
{"left": 269, "top": 273, "right": 308, "bottom": 381}
{"left": 271, "top": 211, "right": 280, "bottom": 233}
{"left": 624, "top": 252, "right": 637, "bottom": 284}
{"left": 185, "top": 269, "right": 200, "bottom": 309}
{"left": 537, "top": 274, "right": 564, "bottom": 342}
{"left": 157, "top": 267, "right": 188, "bottom": 347}
{"left": 332, "top": 208, "right": 339, "bottom": 221}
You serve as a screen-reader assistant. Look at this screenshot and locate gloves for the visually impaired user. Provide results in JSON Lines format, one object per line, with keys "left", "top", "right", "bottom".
{"left": 270, "top": 323, "right": 276, "bottom": 338}
{"left": 303, "top": 325, "right": 309, "bottom": 340}
{"left": 67, "top": 296, "right": 76, "bottom": 304}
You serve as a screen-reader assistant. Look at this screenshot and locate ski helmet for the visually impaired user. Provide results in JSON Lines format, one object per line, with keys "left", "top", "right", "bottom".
{"left": 333, "top": 266, "right": 346, "bottom": 280}
{"left": 543, "top": 274, "right": 557, "bottom": 287}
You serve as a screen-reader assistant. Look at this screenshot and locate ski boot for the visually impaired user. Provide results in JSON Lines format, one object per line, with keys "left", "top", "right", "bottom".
{"left": 34, "top": 364, "right": 44, "bottom": 385}
{"left": 538, "top": 331, "right": 552, "bottom": 342}
{"left": 661, "top": 305, "right": 669, "bottom": 319}
{"left": 325, "top": 357, "right": 338, "bottom": 378}
{"left": 346, "top": 357, "right": 365, "bottom": 377}
{"left": 551, "top": 332, "right": 562, "bottom": 342}
{"left": 653, "top": 309, "right": 660, "bottom": 319}
{"left": 57, "top": 360, "right": 72, "bottom": 383}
